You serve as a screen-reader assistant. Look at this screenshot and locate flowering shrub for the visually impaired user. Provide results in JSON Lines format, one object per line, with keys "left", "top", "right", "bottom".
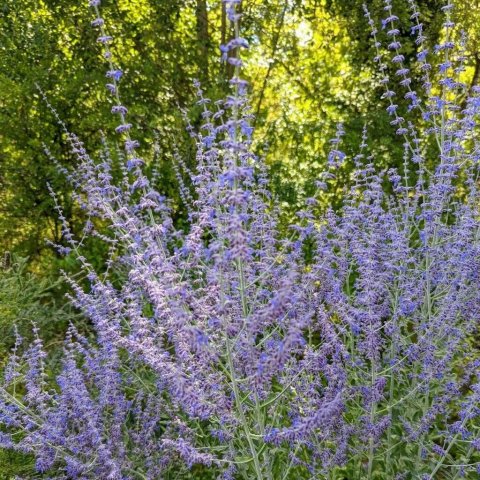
{"left": 1, "top": 0, "right": 480, "bottom": 478}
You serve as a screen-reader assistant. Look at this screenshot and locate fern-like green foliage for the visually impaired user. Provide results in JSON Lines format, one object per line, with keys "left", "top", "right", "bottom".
{"left": 0, "top": 254, "right": 75, "bottom": 363}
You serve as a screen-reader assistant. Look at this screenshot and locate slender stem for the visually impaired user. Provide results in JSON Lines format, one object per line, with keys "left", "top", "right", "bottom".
{"left": 386, "top": 291, "right": 400, "bottom": 476}
{"left": 367, "top": 361, "right": 376, "bottom": 479}
{"left": 225, "top": 338, "right": 263, "bottom": 480}
{"left": 429, "top": 400, "right": 476, "bottom": 479}
{"left": 451, "top": 446, "right": 474, "bottom": 480}
{"left": 123, "top": 468, "right": 148, "bottom": 480}
{"left": 281, "top": 444, "right": 302, "bottom": 480}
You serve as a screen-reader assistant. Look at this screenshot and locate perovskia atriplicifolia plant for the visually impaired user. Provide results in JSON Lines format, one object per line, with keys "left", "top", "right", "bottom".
{"left": 1, "top": 0, "right": 480, "bottom": 478}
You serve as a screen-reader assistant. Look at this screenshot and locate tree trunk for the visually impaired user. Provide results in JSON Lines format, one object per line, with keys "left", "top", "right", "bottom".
{"left": 195, "top": 0, "right": 209, "bottom": 83}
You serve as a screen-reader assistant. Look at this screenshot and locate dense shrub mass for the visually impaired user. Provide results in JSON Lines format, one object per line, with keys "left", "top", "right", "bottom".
{"left": 0, "top": 255, "right": 74, "bottom": 360}
{"left": 1, "top": 0, "right": 480, "bottom": 478}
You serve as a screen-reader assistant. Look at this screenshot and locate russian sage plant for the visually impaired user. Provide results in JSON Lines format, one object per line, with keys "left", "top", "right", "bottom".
{"left": 1, "top": 0, "right": 480, "bottom": 478}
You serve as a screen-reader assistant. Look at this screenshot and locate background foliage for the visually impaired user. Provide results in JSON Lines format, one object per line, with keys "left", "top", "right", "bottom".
{"left": 2, "top": 0, "right": 480, "bottom": 271}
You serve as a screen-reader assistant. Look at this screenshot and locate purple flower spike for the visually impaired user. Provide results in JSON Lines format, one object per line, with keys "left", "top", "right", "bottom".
{"left": 91, "top": 18, "right": 104, "bottom": 27}
{"left": 227, "top": 57, "right": 243, "bottom": 67}
{"left": 97, "top": 36, "right": 113, "bottom": 44}
{"left": 111, "top": 105, "right": 128, "bottom": 115}
{"left": 106, "top": 83, "right": 117, "bottom": 94}
{"left": 125, "top": 140, "right": 140, "bottom": 152}
{"left": 115, "top": 123, "right": 132, "bottom": 134}
{"left": 126, "top": 157, "right": 144, "bottom": 170}
{"left": 106, "top": 69, "right": 123, "bottom": 81}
